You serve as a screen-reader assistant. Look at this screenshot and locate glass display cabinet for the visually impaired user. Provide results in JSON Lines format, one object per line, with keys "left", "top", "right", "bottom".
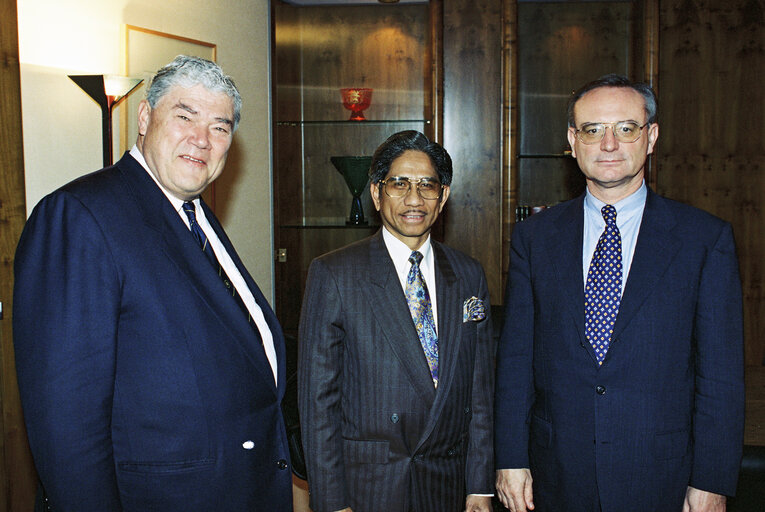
{"left": 272, "top": 0, "right": 441, "bottom": 334}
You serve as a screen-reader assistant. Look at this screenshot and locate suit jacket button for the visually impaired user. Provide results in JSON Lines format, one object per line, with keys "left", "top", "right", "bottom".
{"left": 464, "top": 406, "right": 470, "bottom": 414}
{"left": 277, "top": 459, "right": 289, "bottom": 470}
{"left": 596, "top": 385, "right": 606, "bottom": 395}
{"left": 447, "top": 448, "right": 456, "bottom": 457}
{"left": 242, "top": 440, "right": 255, "bottom": 450}
{"left": 390, "top": 413, "right": 400, "bottom": 423}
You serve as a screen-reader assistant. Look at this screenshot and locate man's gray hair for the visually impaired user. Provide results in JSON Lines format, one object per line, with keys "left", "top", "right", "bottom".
{"left": 567, "top": 73, "right": 657, "bottom": 128}
{"left": 145, "top": 55, "right": 242, "bottom": 131}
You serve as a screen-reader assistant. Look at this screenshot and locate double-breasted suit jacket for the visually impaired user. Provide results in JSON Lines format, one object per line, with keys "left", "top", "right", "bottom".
{"left": 13, "top": 153, "right": 293, "bottom": 511}
{"left": 495, "top": 188, "right": 744, "bottom": 512}
{"left": 298, "top": 231, "right": 495, "bottom": 512}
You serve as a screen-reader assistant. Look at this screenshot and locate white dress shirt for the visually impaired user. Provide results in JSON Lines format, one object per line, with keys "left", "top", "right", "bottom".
{"left": 130, "top": 146, "right": 278, "bottom": 383}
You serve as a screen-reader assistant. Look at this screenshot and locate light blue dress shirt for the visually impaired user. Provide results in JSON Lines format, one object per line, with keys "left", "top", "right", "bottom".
{"left": 582, "top": 181, "right": 647, "bottom": 296}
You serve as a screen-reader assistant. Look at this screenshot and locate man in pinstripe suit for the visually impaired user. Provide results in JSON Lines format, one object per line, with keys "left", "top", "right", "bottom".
{"left": 298, "top": 131, "right": 495, "bottom": 512}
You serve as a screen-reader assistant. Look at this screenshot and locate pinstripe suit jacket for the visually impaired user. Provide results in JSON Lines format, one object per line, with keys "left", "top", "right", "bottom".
{"left": 298, "top": 231, "right": 495, "bottom": 512}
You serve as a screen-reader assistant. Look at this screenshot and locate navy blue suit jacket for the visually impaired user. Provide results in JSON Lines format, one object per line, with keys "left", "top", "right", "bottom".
{"left": 13, "top": 154, "right": 293, "bottom": 511}
{"left": 495, "top": 189, "right": 744, "bottom": 512}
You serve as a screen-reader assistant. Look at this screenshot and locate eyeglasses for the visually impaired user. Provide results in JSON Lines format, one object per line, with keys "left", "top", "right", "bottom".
{"left": 379, "top": 176, "right": 443, "bottom": 200}
{"left": 574, "top": 121, "right": 649, "bottom": 144}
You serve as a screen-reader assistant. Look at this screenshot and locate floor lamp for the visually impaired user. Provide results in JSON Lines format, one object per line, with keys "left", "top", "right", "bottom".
{"left": 68, "top": 75, "right": 144, "bottom": 167}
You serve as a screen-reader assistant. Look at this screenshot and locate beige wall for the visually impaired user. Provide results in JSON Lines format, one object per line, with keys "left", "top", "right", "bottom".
{"left": 17, "top": 0, "right": 276, "bottom": 301}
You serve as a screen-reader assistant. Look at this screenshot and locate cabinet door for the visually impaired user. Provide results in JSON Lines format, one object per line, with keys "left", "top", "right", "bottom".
{"left": 272, "top": 1, "right": 439, "bottom": 334}
{"left": 500, "top": 0, "right": 658, "bottom": 290}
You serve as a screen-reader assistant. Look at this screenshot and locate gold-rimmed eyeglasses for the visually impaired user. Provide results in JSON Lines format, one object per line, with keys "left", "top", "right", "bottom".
{"left": 574, "top": 121, "right": 649, "bottom": 144}
{"left": 379, "top": 176, "right": 443, "bottom": 200}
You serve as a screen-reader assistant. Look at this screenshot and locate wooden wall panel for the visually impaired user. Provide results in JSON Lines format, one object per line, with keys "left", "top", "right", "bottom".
{"left": 657, "top": 0, "right": 765, "bottom": 365}
{"left": 442, "top": 0, "right": 504, "bottom": 304}
{"left": 0, "top": 0, "right": 38, "bottom": 509}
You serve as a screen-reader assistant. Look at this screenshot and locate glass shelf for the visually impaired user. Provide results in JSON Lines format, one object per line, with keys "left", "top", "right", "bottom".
{"left": 518, "top": 152, "right": 572, "bottom": 159}
{"left": 281, "top": 221, "right": 380, "bottom": 229}
{"left": 276, "top": 119, "right": 431, "bottom": 127}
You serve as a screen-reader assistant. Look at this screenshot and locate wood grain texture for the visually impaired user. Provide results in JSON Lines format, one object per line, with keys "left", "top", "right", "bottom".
{"left": 0, "top": 0, "right": 38, "bottom": 509}
{"left": 442, "top": 0, "right": 504, "bottom": 304}
{"left": 745, "top": 365, "right": 765, "bottom": 446}
{"left": 501, "top": 0, "right": 518, "bottom": 295}
{"left": 657, "top": 0, "right": 765, "bottom": 365}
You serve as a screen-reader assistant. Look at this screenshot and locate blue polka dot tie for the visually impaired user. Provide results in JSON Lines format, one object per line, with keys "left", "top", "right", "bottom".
{"left": 405, "top": 251, "right": 439, "bottom": 386}
{"left": 584, "top": 204, "right": 622, "bottom": 365}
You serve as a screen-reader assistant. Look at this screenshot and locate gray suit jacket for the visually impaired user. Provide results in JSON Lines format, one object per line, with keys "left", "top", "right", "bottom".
{"left": 298, "top": 231, "right": 495, "bottom": 512}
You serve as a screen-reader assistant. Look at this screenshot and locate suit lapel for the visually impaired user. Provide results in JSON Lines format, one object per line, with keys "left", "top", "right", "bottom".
{"left": 365, "top": 232, "right": 437, "bottom": 404}
{"left": 202, "top": 201, "right": 283, "bottom": 397}
{"left": 413, "top": 241, "right": 462, "bottom": 451}
{"left": 612, "top": 190, "right": 680, "bottom": 341}
{"left": 432, "top": 242, "right": 460, "bottom": 399}
{"left": 546, "top": 197, "right": 589, "bottom": 351}
{"left": 116, "top": 154, "right": 278, "bottom": 396}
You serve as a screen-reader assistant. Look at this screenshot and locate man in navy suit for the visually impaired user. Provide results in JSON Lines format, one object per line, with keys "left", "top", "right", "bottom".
{"left": 298, "top": 131, "right": 495, "bottom": 512}
{"left": 494, "top": 75, "right": 744, "bottom": 512}
{"left": 13, "top": 55, "right": 293, "bottom": 511}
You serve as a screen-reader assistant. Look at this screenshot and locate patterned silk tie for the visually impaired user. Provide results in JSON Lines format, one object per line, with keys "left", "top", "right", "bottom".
{"left": 405, "top": 251, "right": 439, "bottom": 386}
{"left": 182, "top": 201, "right": 257, "bottom": 327}
{"left": 584, "top": 204, "right": 622, "bottom": 365}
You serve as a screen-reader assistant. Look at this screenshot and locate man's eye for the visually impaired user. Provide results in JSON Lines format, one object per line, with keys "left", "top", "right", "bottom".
{"left": 419, "top": 181, "right": 436, "bottom": 191}
{"left": 584, "top": 126, "right": 602, "bottom": 135}
{"left": 618, "top": 124, "right": 637, "bottom": 133}
{"left": 391, "top": 180, "right": 409, "bottom": 189}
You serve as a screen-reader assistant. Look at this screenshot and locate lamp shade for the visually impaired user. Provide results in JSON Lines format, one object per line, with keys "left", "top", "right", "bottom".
{"left": 68, "top": 74, "right": 143, "bottom": 166}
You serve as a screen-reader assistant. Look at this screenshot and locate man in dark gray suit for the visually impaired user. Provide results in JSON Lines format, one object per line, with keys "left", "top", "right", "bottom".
{"left": 298, "top": 130, "right": 495, "bottom": 512}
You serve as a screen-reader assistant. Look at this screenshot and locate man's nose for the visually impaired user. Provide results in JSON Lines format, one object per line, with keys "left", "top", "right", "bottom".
{"left": 403, "top": 183, "right": 425, "bottom": 205}
{"left": 600, "top": 126, "right": 619, "bottom": 151}
{"left": 189, "top": 125, "right": 211, "bottom": 148}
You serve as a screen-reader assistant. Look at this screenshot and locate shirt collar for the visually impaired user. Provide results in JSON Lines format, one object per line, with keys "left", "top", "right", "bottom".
{"left": 130, "top": 145, "right": 195, "bottom": 214}
{"left": 381, "top": 226, "right": 432, "bottom": 267}
{"left": 584, "top": 180, "right": 647, "bottom": 220}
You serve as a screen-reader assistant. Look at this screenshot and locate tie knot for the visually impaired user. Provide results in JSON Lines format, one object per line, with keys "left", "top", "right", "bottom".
{"left": 601, "top": 204, "right": 617, "bottom": 226}
{"left": 183, "top": 201, "right": 198, "bottom": 223}
{"left": 409, "top": 251, "right": 423, "bottom": 267}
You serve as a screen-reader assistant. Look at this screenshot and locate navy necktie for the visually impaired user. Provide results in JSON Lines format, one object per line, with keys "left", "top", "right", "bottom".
{"left": 405, "top": 251, "right": 439, "bottom": 386}
{"left": 584, "top": 204, "right": 622, "bottom": 365}
{"left": 182, "top": 201, "right": 257, "bottom": 328}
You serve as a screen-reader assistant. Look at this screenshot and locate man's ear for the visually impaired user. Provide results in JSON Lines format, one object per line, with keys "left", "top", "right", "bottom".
{"left": 370, "top": 181, "right": 381, "bottom": 211}
{"left": 137, "top": 99, "right": 151, "bottom": 136}
{"left": 646, "top": 123, "right": 659, "bottom": 155}
{"left": 438, "top": 185, "right": 450, "bottom": 212}
{"left": 567, "top": 127, "right": 577, "bottom": 159}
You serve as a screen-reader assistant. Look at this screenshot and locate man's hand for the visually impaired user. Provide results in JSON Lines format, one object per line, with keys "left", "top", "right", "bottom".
{"left": 465, "top": 494, "right": 492, "bottom": 512}
{"left": 496, "top": 468, "right": 534, "bottom": 511}
{"left": 682, "top": 486, "right": 726, "bottom": 512}
{"left": 333, "top": 508, "right": 352, "bottom": 512}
